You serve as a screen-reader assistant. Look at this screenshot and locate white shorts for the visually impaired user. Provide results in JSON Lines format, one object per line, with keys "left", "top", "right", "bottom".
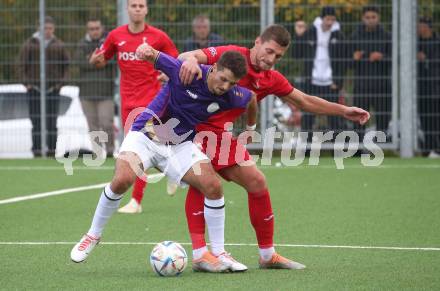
{"left": 119, "top": 131, "right": 208, "bottom": 186}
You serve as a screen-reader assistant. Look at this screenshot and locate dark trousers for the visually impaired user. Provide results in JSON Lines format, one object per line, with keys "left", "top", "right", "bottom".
{"left": 353, "top": 79, "right": 392, "bottom": 140}
{"left": 301, "top": 83, "right": 343, "bottom": 140}
{"left": 28, "top": 88, "right": 60, "bottom": 154}
{"left": 418, "top": 80, "right": 440, "bottom": 152}
{"left": 80, "top": 99, "right": 115, "bottom": 154}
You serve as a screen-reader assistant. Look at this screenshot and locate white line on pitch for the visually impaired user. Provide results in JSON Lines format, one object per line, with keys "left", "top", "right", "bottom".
{"left": 0, "top": 242, "right": 439, "bottom": 251}
{"left": 0, "top": 183, "right": 108, "bottom": 205}
{"left": 0, "top": 173, "right": 164, "bottom": 205}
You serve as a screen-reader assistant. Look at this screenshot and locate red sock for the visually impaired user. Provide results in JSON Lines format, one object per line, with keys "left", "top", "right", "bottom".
{"left": 248, "top": 188, "right": 274, "bottom": 249}
{"left": 185, "top": 186, "right": 206, "bottom": 250}
{"left": 132, "top": 177, "right": 147, "bottom": 204}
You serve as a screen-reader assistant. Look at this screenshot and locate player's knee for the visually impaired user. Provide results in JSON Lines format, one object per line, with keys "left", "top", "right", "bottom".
{"left": 202, "top": 178, "right": 223, "bottom": 200}
{"left": 245, "top": 171, "right": 267, "bottom": 192}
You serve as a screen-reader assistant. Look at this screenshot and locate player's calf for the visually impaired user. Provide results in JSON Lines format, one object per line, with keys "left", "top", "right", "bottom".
{"left": 70, "top": 183, "right": 126, "bottom": 263}
{"left": 111, "top": 154, "right": 141, "bottom": 193}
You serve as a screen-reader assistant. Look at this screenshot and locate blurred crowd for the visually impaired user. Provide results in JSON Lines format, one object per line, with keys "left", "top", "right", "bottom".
{"left": 15, "top": 6, "right": 440, "bottom": 157}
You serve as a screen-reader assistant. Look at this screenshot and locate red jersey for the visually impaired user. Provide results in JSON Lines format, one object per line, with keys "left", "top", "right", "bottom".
{"left": 197, "top": 45, "right": 294, "bottom": 132}
{"left": 101, "top": 24, "right": 178, "bottom": 112}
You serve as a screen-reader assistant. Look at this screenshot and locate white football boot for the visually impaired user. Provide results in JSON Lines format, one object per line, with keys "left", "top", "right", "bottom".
{"left": 192, "top": 251, "right": 229, "bottom": 273}
{"left": 71, "top": 234, "right": 100, "bottom": 263}
{"left": 217, "top": 252, "right": 248, "bottom": 272}
{"left": 117, "top": 198, "right": 142, "bottom": 214}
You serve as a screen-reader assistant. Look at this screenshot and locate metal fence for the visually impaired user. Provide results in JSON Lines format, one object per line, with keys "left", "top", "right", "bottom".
{"left": 0, "top": 0, "right": 438, "bottom": 158}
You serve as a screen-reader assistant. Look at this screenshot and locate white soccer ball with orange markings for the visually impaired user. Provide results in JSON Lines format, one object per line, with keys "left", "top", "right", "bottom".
{"left": 150, "top": 241, "right": 188, "bottom": 276}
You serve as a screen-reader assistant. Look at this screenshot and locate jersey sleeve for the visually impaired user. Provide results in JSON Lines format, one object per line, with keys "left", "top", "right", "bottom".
{"left": 131, "top": 85, "right": 171, "bottom": 131}
{"left": 154, "top": 52, "right": 182, "bottom": 84}
{"left": 100, "top": 31, "right": 117, "bottom": 61}
{"left": 160, "top": 32, "right": 179, "bottom": 58}
{"left": 229, "top": 86, "right": 253, "bottom": 109}
{"left": 201, "top": 45, "right": 242, "bottom": 65}
{"left": 269, "top": 70, "right": 295, "bottom": 97}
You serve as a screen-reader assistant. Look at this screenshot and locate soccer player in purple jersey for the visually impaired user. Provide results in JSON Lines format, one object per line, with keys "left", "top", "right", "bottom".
{"left": 71, "top": 43, "right": 258, "bottom": 273}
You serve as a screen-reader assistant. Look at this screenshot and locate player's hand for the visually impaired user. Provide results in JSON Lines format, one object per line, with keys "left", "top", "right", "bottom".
{"left": 343, "top": 106, "right": 370, "bottom": 125}
{"left": 89, "top": 48, "right": 105, "bottom": 67}
{"left": 369, "top": 51, "right": 383, "bottom": 62}
{"left": 353, "top": 50, "right": 364, "bottom": 61}
{"left": 157, "top": 71, "right": 169, "bottom": 84}
{"left": 287, "top": 104, "right": 301, "bottom": 126}
{"left": 179, "top": 56, "right": 202, "bottom": 85}
{"left": 417, "top": 51, "right": 426, "bottom": 62}
{"left": 136, "top": 43, "right": 154, "bottom": 60}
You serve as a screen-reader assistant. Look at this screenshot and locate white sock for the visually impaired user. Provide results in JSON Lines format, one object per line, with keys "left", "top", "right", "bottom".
{"left": 192, "top": 246, "right": 208, "bottom": 260}
{"left": 259, "top": 247, "right": 275, "bottom": 261}
{"left": 204, "top": 197, "right": 225, "bottom": 256}
{"left": 88, "top": 184, "right": 123, "bottom": 238}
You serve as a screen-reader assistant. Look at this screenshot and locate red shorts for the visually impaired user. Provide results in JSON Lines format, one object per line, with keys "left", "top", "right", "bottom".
{"left": 196, "top": 131, "right": 252, "bottom": 175}
{"left": 121, "top": 106, "right": 147, "bottom": 135}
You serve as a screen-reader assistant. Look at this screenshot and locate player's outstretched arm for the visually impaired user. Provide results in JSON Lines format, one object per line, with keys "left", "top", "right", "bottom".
{"left": 178, "top": 50, "right": 207, "bottom": 85}
{"left": 281, "top": 88, "right": 370, "bottom": 125}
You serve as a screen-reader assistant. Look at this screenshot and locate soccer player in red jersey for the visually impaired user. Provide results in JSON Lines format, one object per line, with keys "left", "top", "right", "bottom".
{"left": 89, "top": 0, "right": 178, "bottom": 213}
{"left": 176, "top": 25, "right": 370, "bottom": 269}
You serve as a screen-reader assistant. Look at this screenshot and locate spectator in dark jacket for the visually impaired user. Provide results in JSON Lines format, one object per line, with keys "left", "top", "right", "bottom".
{"left": 350, "top": 6, "right": 391, "bottom": 139}
{"left": 18, "top": 16, "right": 69, "bottom": 156}
{"left": 75, "top": 19, "right": 116, "bottom": 157}
{"left": 183, "top": 15, "right": 224, "bottom": 52}
{"left": 292, "top": 19, "right": 308, "bottom": 90}
{"left": 417, "top": 17, "right": 440, "bottom": 157}
{"left": 292, "top": 6, "right": 346, "bottom": 138}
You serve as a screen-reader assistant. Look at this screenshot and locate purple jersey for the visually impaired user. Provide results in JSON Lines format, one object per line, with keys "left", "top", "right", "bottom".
{"left": 131, "top": 52, "right": 252, "bottom": 144}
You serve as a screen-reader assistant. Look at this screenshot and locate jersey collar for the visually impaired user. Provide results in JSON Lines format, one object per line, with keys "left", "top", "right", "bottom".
{"left": 126, "top": 23, "right": 149, "bottom": 35}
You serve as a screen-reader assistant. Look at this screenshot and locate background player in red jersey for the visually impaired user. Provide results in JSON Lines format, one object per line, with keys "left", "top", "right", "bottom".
{"left": 89, "top": 0, "right": 178, "bottom": 213}
{"left": 176, "top": 25, "right": 369, "bottom": 269}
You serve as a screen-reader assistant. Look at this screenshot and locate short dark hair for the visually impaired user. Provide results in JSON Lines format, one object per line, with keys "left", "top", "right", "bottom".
{"left": 217, "top": 51, "right": 248, "bottom": 79}
{"left": 87, "top": 18, "right": 101, "bottom": 23}
{"left": 321, "top": 6, "right": 336, "bottom": 18}
{"left": 260, "top": 24, "right": 291, "bottom": 47}
{"left": 362, "top": 5, "right": 379, "bottom": 15}
{"left": 419, "top": 16, "right": 433, "bottom": 28}
{"left": 192, "top": 14, "right": 210, "bottom": 26}
{"left": 127, "top": 0, "right": 147, "bottom": 5}
{"left": 37, "top": 16, "right": 55, "bottom": 27}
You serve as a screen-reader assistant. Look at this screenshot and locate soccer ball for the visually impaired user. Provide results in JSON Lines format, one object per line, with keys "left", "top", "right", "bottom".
{"left": 150, "top": 241, "right": 188, "bottom": 276}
